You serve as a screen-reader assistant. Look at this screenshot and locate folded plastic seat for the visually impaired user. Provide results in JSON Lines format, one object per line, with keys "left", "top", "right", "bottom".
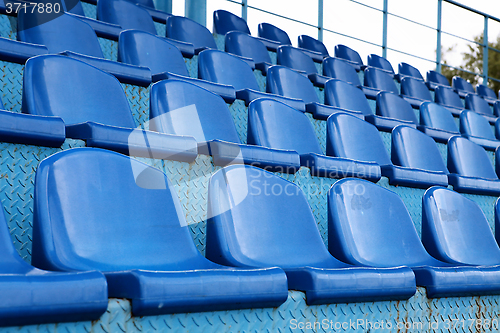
{"left": 225, "top": 31, "right": 273, "bottom": 75}
{"left": 298, "top": 35, "right": 329, "bottom": 57}
{"left": 452, "top": 75, "right": 476, "bottom": 98}
{"left": 334, "top": 44, "right": 366, "bottom": 72}
{"left": 434, "top": 85, "right": 465, "bottom": 116}
{"left": 367, "top": 54, "right": 395, "bottom": 77}
{"left": 459, "top": 110, "right": 500, "bottom": 150}
{"left": 465, "top": 92, "right": 497, "bottom": 123}
{"left": 276, "top": 45, "right": 332, "bottom": 86}
{"left": 400, "top": 76, "right": 434, "bottom": 108}
{"left": 396, "top": 62, "right": 424, "bottom": 82}
{"left": 426, "top": 70, "right": 450, "bottom": 91}
{"left": 418, "top": 102, "right": 461, "bottom": 143}
{"left": 367, "top": 91, "right": 419, "bottom": 132}
{"left": 166, "top": 15, "right": 218, "bottom": 54}
{"left": 363, "top": 66, "right": 399, "bottom": 100}
{"left": 477, "top": 84, "right": 500, "bottom": 106}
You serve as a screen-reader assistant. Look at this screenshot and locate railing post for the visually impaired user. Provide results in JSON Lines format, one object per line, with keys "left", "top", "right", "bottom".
{"left": 483, "top": 16, "right": 489, "bottom": 85}
{"left": 185, "top": 0, "right": 206, "bottom": 26}
{"left": 382, "top": 0, "right": 388, "bottom": 58}
{"left": 242, "top": 0, "right": 247, "bottom": 21}
{"left": 436, "top": 0, "right": 442, "bottom": 72}
{"left": 318, "top": 0, "right": 323, "bottom": 41}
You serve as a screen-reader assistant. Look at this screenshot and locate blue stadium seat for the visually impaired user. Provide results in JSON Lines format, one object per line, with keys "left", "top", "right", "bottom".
{"left": 206, "top": 165, "right": 416, "bottom": 304}
{"left": 225, "top": 31, "right": 273, "bottom": 74}
{"left": 447, "top": 136, "right": 500, "bottom": 195}
{"left": 323, "top": 79, "right": 373, "bottom": 117}
{"left": 426, "top": 70, "right": 450, "bottom": 90}
{"left": 367, "top": 54, "right": 395, "bottom": 76}
{"left": 65, "top": 0, "right": 86, "bottom": 16}
{"left": 149, "top": 80, "right": 300, "bottom": 171}
{"left": 0, "top": 36, "right": 48, "bottom": 64}
{"left": 452, "top": 76, "right": 475, "bottom": 98}
{"left": 126, "top": 0, "right": 171, "bottom": 23}
{"left": 400, "top": 76, "right": 433, "bottom": 108}
{"left": 258, "top": 22, "right": 291, "bottom": 45}
{"left": 118, "top": 30, "right": 235, "bottom": 102}
{"left": 396, "top": 62, "right": 424, "bottom": 82}
{"left": 247, "top": 98, "right": 380, "bottom": 180}
{"left": 327, "top": 113, "right": 447, "bottom": 187}
{"left": 213, "top": 9, "right": 250, "bottom": 35}
{"left": 266, "top": 65, "right": 362, "bottom": 119}
{"left": 322, "top": 57, "right": 379, "bottom": 97}
{"left": 476, "top": 84, "right": 499, "bottom": 105}
{"left": 0, "top": 198, "right": 108, "bottom": 327}
{"left": 276, "top": 45, "right": 330, "bottom": 86}
{"left": 434, "top": 85, "right": 465, "bottom": 116}
{"left": 97, "top": 0, "right": 157, "bottom": 35}
{"left": 363, "top": 67, "right": 399, "bottom": 99}
{"left": 465, "top": 93, "right": 497, "bottom": 123}
{"left": 298, "top": 35, "right": 329, "bottom": 57}
{"left": 418, "top": 102, "right": 460, "bottom": 143}
{"left": 197, "top": 49, "right": 303, "bottom": 109}
{"left": 166, "top": 15, "right": 217, "bottom": 54}
{"left": 32, "top": 148, "right": 289, "bottom": 316}
{"left": 459, "top": 110, "right": 500, "bottom": 151}
{"left": 23, "top": 55, "right": 197, "bottom": 162}
{"left": 422, "top": 187, "right": 500, "bottom": 267}
{"left": 369, "top": 92, "right": 418, "bottom": 131}
{"left": 17, "top": 11, "right": 152, "bottom": 87}
{"left": 329, "top": 178, "right": 500, "bottom": 298}
{"left": 334, "top": 44, "right": 365, "bottom": 71}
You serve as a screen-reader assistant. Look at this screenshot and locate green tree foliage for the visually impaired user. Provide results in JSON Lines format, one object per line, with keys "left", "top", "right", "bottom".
{"left": 441, "top": 33, "right": 500, "bottom": 93}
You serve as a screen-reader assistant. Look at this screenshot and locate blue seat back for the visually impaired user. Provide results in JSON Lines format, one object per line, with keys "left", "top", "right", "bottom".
{"left": 225, "top": 31, "right": 272, "bottom": 65}
{"left": 322, "top": 57, "right": 362, "bottom": 86}
{"left": 422, "top": 187, "right": 500, "bottom": 266}
{"left": 459, "top": 110, "right": 496, "bottom": 140}
{"left": 376, "top": 92, "right": 418, "bottom": 124}
{"left": 266, "top": 66, "right": 320, "bottom": 104}
{"left": 135, "top": 0, "right": 155, "bottom": 7}
{"left": 118, "top": 30, "right": 189, "bottom": 76}
{"left": 334, "top": 44, "right": 364, "bottom": 66}
{"left": 367, "top": 54, "right": 394, "bottom": 74}
{"left": 23, "top": 55, "right": 135, "bottom": 128}
{"left": 452, "top": 76, "right": 475, "bottom": 94}
{"left": 391, "top": 125, "right": 448, "bottom": 173}
{"left": 477, "top": 84, "right": 497, "bottom": 100}
{"left": 247, "top": 98, "right": 323, "bottom": 155}
{"left": 435, "top": 86, "right": 463, "bottom": 108}
{"left": 465, "top": 93, "right": 494, "bottom": 116}
{"left": 97, "top": 0, "right": 156, "bottom": 35}
{"left": 277, "top": 45, "right": 318, "bottom": 75}
{"left": 213, "top": 10, "right": 250, "bottom": 35}
{"left": 33, "top": 148, "right": 211, "bottom": 272}
{"left": 326, "top": 113, "right": 392, "bottom": 165}
{"left": 298, "top": 35, "right": 329, "bottom": 57}
{"left": 419, "top": 102, "right": 460, "bottom": 133}
{"left": 17, "top": 12, "right": 104, "bottom": 58}
{"left": 328, "top": 178, "right": 437, "bottom": 267}
{"left": 166, "top": 16, "right": 217, "bottom": 50}
{"left": 398, "top": 63, "right": 424, "bottom": 80}
{"left": 198, "top": 49, "right": 260, "bottom": 91}
{"left": 149, "top": 80, "right": 241, "bottom": 144}
{"left": 207, "top": 164, "right": 335, "bottom": 268}
{"left": 400, "top": 77, "right": 433, "bottom": 101}
{"left": 364, "top": 67, "right": 399, "bottom": 94}
{"left": 427, "top": 70, "right": 450, "bottom": 87}
{"left": 66, "top": 0, "right": 86, "bottom": 16}
{"left": 447, "top": 136, "right": 498, "bottom": 179}
{"left": 324, "top": 79, "right": 373, "bottom": 116}
{"left": 258, "top": 23, "right": 291, "bottom": 45}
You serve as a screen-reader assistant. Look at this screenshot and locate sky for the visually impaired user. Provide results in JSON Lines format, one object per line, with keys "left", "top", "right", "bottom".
{"left": 171, "top": 0, "right": 500, "bottom": 80}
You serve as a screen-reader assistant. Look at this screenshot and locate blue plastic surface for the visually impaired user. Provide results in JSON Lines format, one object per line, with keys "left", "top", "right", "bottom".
{"left": 258, "top": 22, "right": 291, "bottom": 45}
{"left": 32, "top": 148, "right": 289, "bottom": 316}
{"left": 225, "top": 31, "right": 272, "bottom": 74}
{"left": 248, "top": 98, "right": 380, "bottom": 180}
{"left": 276, "top": 45, "right": 329, "bottom": 86}
{"left": 0, "top": 36, "right": 47, "bottom": 64}
{"left": 434, "top": 85, "right": 464, "bottom": 116}
{"left": 23, "top": 55, "right": 197, "bottom": 161}
{"left": 365, "top": 92, "right": 418, "bottom": 132}
{"left": 333, "top": 44, "right": 365, "bottom": 71}
{"left": 97, "top": 0, "right": 157, "bottom": 35}
{"left": 363, "top": 67, "right": 399, "bottom": 99}
{"left": 150, "top": 80, "right": 300, "bottom": 171}
{"left": 400, "top": 76, "right": 433, "bottom": 108}
{"left": 323, "top": 56, "right": 361, "bottom": 86}
{"left": 213, "top": 9, "right": 250, "bottom": 35}
{"left": 426, "top": 70, "right": 450, "bottom": 90}
{"left": 68, "top": 13, "right": 123, "bottom": 41}
{"left": 477, "top": 84, "right": 499, "bottom": 105}
{"left": 166, "top": 15, "right": 217, "bottom": 53}
{"left": 418, "top": 101, "right": 460, "bottom": 143}
{"left": 206, "top": 164, "right": 416, "bottom": 304}
{"left": 397, "top": 62, "right": 424, "bottom": 82}
{"left": 298, "top": 34, "right": 329, "bottom": 57}
{"left": 447, "top": 136, "right": 500, "bottom": 195}
{"left": 495, "top": 197, "right": 500, "bottom": 244}
{"left": 323, "top": 79, "right": 373, "bottom": 116}
{"left": 465, "top": 92, "right": 497, "bottom": 123}
{"left": 329, "top": 178, "right": 500, "bottom": 298}
{"left": 452, "top": 75, "right": 475, "bottom": 98}
{"left": 367, "top": 54, "right": 394, "bottom": 76}
{"left": 422, "top": 186, "right": 500, "bottom": 266}
{"left": 460, "top": 110, "right": 500, "bottom": 151}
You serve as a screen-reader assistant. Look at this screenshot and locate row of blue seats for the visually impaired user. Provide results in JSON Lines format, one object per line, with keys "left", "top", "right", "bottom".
{"left": 6, "top": 145, "right": 500, "bottom": 326}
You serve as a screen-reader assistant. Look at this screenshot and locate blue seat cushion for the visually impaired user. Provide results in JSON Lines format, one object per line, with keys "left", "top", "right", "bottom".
{"left": 447, "top": 174, "right": 500, "bottom": 195}
{"left": 300, "top": 153, "right": 381, "bottom": 181}
{"left": 305, "top": 102, "right": 364, "bottom": 121}
{"left": 381, "top": 165, "right": 448, "bottom": 188}
{"left": 66, "top": 122, "right": 198, "bottom": 163}
{"left": 235, "top": 89, "right": 306, "bottom": 111}
{"left": 0, "top": 37, "right": 48, "bottom": 64}
{"left": 105, "top": 267, "right": 288, "bottom": 316}
{"left": 285, "top": 266, "right": 416, "bottom": 305}
{"left": 365, "top": 114, "right": 417, "bottom": 132}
